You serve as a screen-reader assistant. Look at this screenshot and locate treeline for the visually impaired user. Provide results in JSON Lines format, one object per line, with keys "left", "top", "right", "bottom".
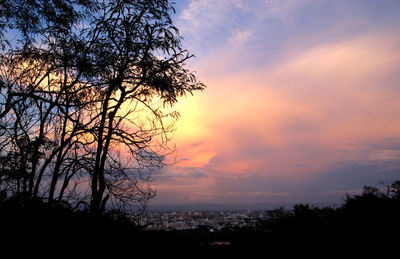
{"left": 237, "top": 180, "right": 400, "bottom": 254}
{"left": 1, "top": 180, "right": 399, "bottom": 256}
{"left": 256, "top": 181, "right": 400, "bottom": 234}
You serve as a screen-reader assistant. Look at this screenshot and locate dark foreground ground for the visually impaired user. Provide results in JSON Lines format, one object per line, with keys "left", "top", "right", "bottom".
{"left": 1, "top": 182, "right": 400, "bottom": 257}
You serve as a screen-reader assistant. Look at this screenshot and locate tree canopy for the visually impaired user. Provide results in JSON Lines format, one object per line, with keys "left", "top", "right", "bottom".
{"left": 0, "top": 0, "right": 205, "bottom": 214}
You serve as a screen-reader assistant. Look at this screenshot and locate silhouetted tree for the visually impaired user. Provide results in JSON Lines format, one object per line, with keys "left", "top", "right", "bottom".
{"left": 338, "top": 181, "right": 400, "bottom": 235}
{"left": 0, "top": 0, "right": 98, "bottom": 48}
{"left": 0, "top": 0, "right": 205, "bottom": 214}
{"left": 0, "top": 1, "right": 98, "bottom": 202}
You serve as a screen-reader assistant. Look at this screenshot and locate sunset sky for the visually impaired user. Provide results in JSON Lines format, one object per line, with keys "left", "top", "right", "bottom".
{"left": 150, "top": 0, "right": 400, "bottom": 206}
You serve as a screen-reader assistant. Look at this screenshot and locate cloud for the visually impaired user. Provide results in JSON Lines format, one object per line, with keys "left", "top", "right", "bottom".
{"left": 152, "top": 166, "right": 210, "bottom": 184}
{"left": 152, "top": 1, "right": 400, "bottom": 205}
{"left": 208, "top": 158, "right": 400, "bottom": 203}
{"left": 230, "top": 28, "right": 253, "bottom": 43}
{"left": 177, "top": 0, "right": 241, "bottom": 35}
{"left": 159, "top": 30, "right": 400, "bottom": 202}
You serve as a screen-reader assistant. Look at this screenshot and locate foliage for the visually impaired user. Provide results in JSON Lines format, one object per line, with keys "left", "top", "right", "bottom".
{"left": 0, "top": 0, "right": 205, "bottom": 213}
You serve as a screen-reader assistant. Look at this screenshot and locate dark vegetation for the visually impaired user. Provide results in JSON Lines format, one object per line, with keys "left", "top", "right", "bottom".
{"left": 0, "top": 0, "right": 204, "bottom": 215}
{"left": 1, "top": 180, "right": 399, "bottom": 256}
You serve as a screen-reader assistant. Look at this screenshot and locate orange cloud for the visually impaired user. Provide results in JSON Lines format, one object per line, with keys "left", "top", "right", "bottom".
{"left": 150, "top": 30, "right": 400, "bottom": 204}
{"left": 173, "top": 30, "right": 400, "bottom": 174}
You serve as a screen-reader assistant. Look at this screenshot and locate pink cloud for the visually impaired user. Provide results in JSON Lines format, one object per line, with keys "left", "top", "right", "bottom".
{"left": 151, "top": 30, "right": 400, "bottom": 204}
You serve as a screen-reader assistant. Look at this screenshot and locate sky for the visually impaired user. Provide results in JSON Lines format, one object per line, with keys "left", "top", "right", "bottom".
{"left": 149, "top": 0, "right": 400, "bottom": 206}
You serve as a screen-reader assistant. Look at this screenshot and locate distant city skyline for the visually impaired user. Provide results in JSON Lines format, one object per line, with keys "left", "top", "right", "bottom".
{"left": 150, "top": 0, "right": 400, "bottom": 206}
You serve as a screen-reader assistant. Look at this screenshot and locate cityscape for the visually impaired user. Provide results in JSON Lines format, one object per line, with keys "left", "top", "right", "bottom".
{"left": 140, "top": 202, "right": 339, "bottom": 231}
{"left": 141, "top": 210, "right": 270, "bottom": 231}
